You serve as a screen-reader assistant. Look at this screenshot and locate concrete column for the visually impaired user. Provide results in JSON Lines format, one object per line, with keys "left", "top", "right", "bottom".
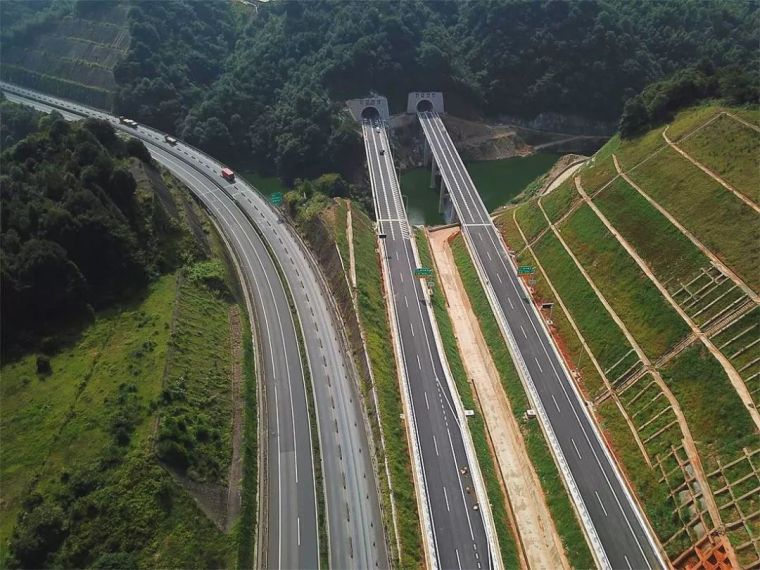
{"left": 430, "top": 157, "right": 438, "bottom": 189}
{"left": 422, "top": 138, "right": 431, "bottom": 167}
{"left": 438, "top": 177, "right": 447, "bottom": 214}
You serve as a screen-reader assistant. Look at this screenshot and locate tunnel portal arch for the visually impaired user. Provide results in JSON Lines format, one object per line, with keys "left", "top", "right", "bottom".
{"left": 361, "top": 106, "right": 381, "bottom": 121}
{"left": 416, "top": 99, "right": 434, "bottom": 112}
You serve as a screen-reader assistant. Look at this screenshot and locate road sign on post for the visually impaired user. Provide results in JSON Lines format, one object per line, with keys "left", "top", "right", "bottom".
{"left": 517, "top": 265, "right": 535, "bottom": 275}
{"left": 414, "top": 267, "right": 433, "bottom": 277}
{"left": 270, "top": 192, "right": 283, "bottom": 205}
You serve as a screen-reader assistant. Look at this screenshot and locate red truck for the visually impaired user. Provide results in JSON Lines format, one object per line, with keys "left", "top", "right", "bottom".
{"left": 221, "top": 167, "right": 235, "bottom": 182}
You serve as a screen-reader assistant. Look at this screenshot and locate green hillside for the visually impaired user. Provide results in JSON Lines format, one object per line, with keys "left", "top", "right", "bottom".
{"left": 497, "top": 104, "right": 760, "bottom": 567}
{"left": 0, "top": 2, "right": 130, "bottom": 108}
{"left": 0, "top": 104, "right": 252, "bottom": 568}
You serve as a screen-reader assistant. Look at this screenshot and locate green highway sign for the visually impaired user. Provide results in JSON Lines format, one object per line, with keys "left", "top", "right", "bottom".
{"left": 517, "top": 265, "right": 535, "bottom": 275}
{"left": 414, "top": 267, "right": 433, "bottom": 277}
{"left": 270, "top": 192, "right": 283, "bottom": 205}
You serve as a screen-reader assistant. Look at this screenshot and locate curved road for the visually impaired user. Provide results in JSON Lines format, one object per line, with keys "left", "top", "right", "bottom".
{"left": 2, "top": 83, "right": 387, "bottom": 570}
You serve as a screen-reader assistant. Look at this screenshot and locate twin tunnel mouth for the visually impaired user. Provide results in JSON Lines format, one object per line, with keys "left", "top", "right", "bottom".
{"left": 360, "top": 98, "right": 433, "bottom": 121}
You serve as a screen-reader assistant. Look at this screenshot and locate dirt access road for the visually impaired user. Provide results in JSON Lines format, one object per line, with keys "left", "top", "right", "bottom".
{"left": 428, "top": 226, "right": 569, "bottom": 570}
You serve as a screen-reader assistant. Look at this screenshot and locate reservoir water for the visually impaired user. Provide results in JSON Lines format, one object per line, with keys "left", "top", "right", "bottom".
{"left": 400, "top": 154, "right": 559, "bottom": 226}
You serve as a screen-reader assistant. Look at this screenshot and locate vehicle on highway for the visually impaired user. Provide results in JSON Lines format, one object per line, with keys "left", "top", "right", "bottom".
{"left": 119, "top": 116, "right": 139, "bottom": 128}
{"left": 221, "top": 167, "right": 236, "bottom": 182}
{"left": 164, "top": 135, "right": 178, "bottom": 146}
{"left": 379, "top": 148, "right": 385, "bottom": 155}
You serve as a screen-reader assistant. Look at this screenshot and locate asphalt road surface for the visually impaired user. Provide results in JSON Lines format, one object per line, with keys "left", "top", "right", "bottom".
{"left": 2, "top": 83, "right": 387, "bottom": 570}
{"left": 419, "top": 110, "right": 665, "bottom": 570}
{"left": 363, "top": 120, "right": 495, "bottom": 570}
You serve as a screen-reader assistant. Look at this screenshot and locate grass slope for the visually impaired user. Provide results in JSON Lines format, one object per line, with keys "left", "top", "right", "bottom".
{"left": 559, "top": 204, "right": 690, "bottom": 360}
{"left": 592, "top": 177, "right": 705, "bottom": 283}
{"left": 497, "top": 102, "right": 760, "bottom": 564}
{"left": 626, "top": 146, "right": 759, "bottom": 290}
{"left": 679, "top": 113, "right": 760, "bottom": 202}
{"left": 351, "top": 207, "right": 422, "bottom": 567}
{"left": 532, "top": 233, "right": 632, "bottom": 372}
{"left": 0, "top": 274, "right": 236, "bottom": 568}
{"left": 0, "top": 5, "right": 130, "bottom": 108}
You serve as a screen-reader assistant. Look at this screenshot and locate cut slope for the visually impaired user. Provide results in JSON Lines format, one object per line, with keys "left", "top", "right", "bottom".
{"left": 0, "top": 3, "right": 130, "bottom": 108}
{"left": 496, "top": 103, "right": 760, "bottom": 568}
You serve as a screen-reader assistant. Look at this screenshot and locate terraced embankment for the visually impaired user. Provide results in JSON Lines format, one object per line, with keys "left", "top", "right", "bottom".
{"left": 1, "top": 3, "right": 129, "bottom": 108}
{"left": 496, "top": 104, "right": 760, "bottom": 568}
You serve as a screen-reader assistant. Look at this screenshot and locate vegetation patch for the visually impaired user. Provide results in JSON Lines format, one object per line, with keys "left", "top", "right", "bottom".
{"left": 679, "top": 113, "right": 760, "bottom": 202}
{"left": 415, "top": 230, "right": 520, "bottom": 568}
{"left": 1, "top": 275, "right": 235, "bottom": 568}
{"left": 450, "top": 233, "right": 595, "bottom": 569}
{"left": 667, "top": 105, "right": 725, "bottom": 141}
{"left": 578, "top": 154, "right": 618, "bottom": 195}
{"left": 596, "top": 400, "right": 687, "bottom": 557}
{"left": 615, "top": 126, "right": 667, "bottom": 170}
{"left": 0, "top": 2, "right": 129, "bottom": 107}
{"left": 351, "top": 206, "right": 422, "bottom": 567}
{"left": 660, "top": 344, "right": 759, "bottom": 470}
{"left": 559, "top": 204, "right": 690, "bottom": 360}
{"left": 592, "top": 177, "right": 704, "bottom": 283}
{"left": 540, "top": 177, "right": 578, "bottom": 223}
{"left": 513, "top": 201, "right": 548, "bottom": 244}
{"left": 710, "top": 306, "right": 760, "bottom": 377}
{"left": 156, "top": 271, "right": 235, "bottom": 485}
{"left": 627, "top": 146, "right": 759, "bottom": 290}
{"left": 494, "top": 209, "right": 526, "bottom": 252}
{"left": 532, "top": 233, "right": 632, "bottom": 372}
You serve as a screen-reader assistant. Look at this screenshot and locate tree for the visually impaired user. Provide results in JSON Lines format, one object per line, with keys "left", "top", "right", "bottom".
{"left": 126, "top": 137, "right": 152, "bottom": 164}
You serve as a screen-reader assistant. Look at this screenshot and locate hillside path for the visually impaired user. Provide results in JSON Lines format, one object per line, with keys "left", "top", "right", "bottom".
{"left": 612, "top": 155, "right": 759, "bottom": 305}
{"left": 535, "top": 197, "right": 725, "bottom": 538}
{"left": 725, "top": 111, "right": 760, "bottom": 133}
{"left": 662, "top": 127, "right": 760, "bottom": 213}
{"left": 428, "top": 226, "right": 569, "bottom": 570}
{"left": 346, "top": 202, "right": 358, "bottom": 290}
{"left": 575, "top": 178, "right": 760, "bottom": 431}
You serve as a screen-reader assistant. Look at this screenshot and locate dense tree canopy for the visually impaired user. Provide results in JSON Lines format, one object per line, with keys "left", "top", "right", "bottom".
{"left": 108, "top": 0, "right": 758, "bottom": 183}
{"left": 619, "top": 63, "right": 760, "bottom": 137}
{"left": 0, "top": 100, "right": 185, "bottom": 350}
{"left": 2, "top": 0, "right": 757, "bottom": 183}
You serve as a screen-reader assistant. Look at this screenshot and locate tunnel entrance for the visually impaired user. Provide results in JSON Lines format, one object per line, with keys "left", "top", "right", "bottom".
{"left": 361, "top": 106, "right": 381, "bottom": 121}
{"left": 416, "top": 99, "right": 434, "bottom": 112}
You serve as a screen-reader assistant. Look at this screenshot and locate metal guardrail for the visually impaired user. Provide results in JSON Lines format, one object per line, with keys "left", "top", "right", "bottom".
{"left": 377, "top": 123, "right": 503, "bottom": 569}
{"left": 362, "top": 123, "right": 439, "bottom": 569}
{"left": 407, "top": 228, "right": 503, "bottom": 570}
{"left": 461, "top": 227, "right": 612, "bottom": 570}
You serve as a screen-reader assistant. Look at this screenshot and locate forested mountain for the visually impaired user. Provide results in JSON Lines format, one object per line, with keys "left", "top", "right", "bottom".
{"left": 0, "top": 99, "right": 195, "bottom": 350}
{"left": 2, "top": 0, "right": 758, "bottom": 182}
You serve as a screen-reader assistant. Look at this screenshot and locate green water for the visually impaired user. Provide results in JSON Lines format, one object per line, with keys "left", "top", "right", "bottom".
{"left": 240, "top": 171, "right": 289, "bottom": 196}
{"left": 400, "top": 154, "right": 559, "bottom": 225}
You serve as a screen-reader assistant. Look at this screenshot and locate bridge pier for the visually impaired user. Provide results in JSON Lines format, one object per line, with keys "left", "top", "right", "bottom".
{"left": 430, "top": 156, "right": 438, "bottom": 189}
{"left": 438, "top": 175, "right": 446, "bottom": 213}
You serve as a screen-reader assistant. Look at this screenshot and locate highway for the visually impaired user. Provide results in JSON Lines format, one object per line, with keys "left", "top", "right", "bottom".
{"left": 362, "top": 120, "right": 498, "bottom": 570}
{"left": 419, "top": 110, "right": 665, "bottom": 570}
{"left": 2, "top": 83, "right": 387, "bottom": 570}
